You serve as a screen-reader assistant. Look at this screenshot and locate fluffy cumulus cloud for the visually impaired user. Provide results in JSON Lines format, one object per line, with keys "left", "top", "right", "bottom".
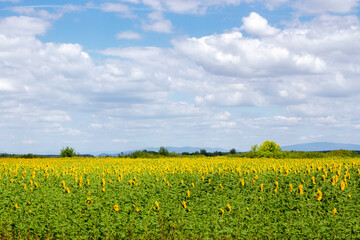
{"left": 0, "top": 14, "right": 233, "bottom": 152}
{"left": 0, "top": 16, "right": 50, "bottom": 36}
{"left": 98, "top": 12, "right": 360, "bottom": 145}
{"left": 241, "top": 12, "right": 280, "bottom": 37}
{"left": 172, "top": 29, "right": 326, "bottom": 78}
{"left": 1, "top": 2, "right": 360, "bottom": 153}
{"left": 0, "top": 18, "right": 91, "bottom": 137}
{"left": 170, "top": 12, "right": 360, "bottom": 109}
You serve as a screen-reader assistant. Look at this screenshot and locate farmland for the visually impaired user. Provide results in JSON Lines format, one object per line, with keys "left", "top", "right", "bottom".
{"left": 1, "top": 156, "right": 360, "bottom": 239}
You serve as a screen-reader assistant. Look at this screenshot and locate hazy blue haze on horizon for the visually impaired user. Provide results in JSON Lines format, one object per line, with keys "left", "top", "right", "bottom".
{"left": 0, "top": 0, "right": 359, "bottom": 154}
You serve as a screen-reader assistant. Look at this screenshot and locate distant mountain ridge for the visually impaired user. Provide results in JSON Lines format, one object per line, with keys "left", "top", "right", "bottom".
{"left": 97, "top": 146, "right": 228, "bottom": 156}
{"left": 281, "top": 142, "right": 360, "bottom": 152}
{"left": 144, "top": 146, "right": 228, "bottom": 154}
{"left": 97, "top": 143, "right": 360, "bottom": 156}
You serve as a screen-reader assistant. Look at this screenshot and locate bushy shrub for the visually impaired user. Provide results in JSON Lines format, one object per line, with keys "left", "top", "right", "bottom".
{"left": 60, "top": 147, "right": 76, "bottom": 157}
{"left": 159, "top": 147, "right": 170, "bottom": 156}
{"left": 258, "top": 141, "right": 281, "bottom": 153}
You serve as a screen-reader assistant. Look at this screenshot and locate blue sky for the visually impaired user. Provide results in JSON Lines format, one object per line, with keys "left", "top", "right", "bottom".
{"left": 0, "top": 0, "right": 360, "bottom": 154}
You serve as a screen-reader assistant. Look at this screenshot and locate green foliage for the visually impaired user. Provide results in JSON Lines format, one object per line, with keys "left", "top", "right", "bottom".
{"left": 1, "top": 157, "right": 360, "bottom": 239}
{"left": 60, "top": 147, "right": 76, "bottom": 157}
{"left": 229, "top": 148, "right": 236, "bottom": 154}
{"left": 128, "top": 148, "right": 179, "bottom": 158}
{"left": 158, "top": 147, "right": 170, "bottom": 156}
{"left": 129, "top": 150, "right": 158, "bottom": 158}
{"left": 200, "top": 149, "right": 207, "bottom": 155}
{"left": 250, "top": 144, "right": 258, "bottom": 152}
{"left": 326, "top": 149, "right": 360, "bottom": 158}
{"left": 0, "top": 153, "right": 41, "bottom": 159}
{"left": 258, "top": 141, "right": 281, "bottom": 153}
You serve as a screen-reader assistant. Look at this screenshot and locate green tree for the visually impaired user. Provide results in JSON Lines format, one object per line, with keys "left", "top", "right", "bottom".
{"left": 158, "top": 147, "right": 169, "bottom": 156}
{"left": 229, "top": 148, "right": 236, "bottom": 154}
{"left": 60, "top": 146, "right": 76, "bottom": 157}
{"left": 200, "top": 149, "right": 207, "bottom": 156}
{"left": 250, "top": 144, "right": 258, "bottom": 152}
{"left": 258, "top": 141, "right": 281, "bottom": 153}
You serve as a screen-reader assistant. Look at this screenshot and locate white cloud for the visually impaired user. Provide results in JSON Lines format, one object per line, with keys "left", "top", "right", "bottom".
{"left": 1, "top": 9, "right": 360, "bottom": 152}
{"left": 90, "top": 123, "right": 103, "bottom": 129}
{"left": 101, "top": 12, "right": 360, "bottom": 113}
{"left": 293, "top": 0, "right": 360, "bottom": 14}
{"left": 41, "top": 112, "right": 71, "bottom": 122}
{"left": 116, "top": 31, "right": 141, "bottom": 40}
{"left": 100, "top": 2, "right": 135, "bottom": 18}
{"left": 241, "top": 12, "right": 280, "bottom": 37}
{"left": 142, "top": 11, "right": 172, "bottom": 33}
{"left": 22, "top": 139, "right": 38, "bottom": 144}
{"left": 10, "top": 5, "right": 81, "bottom": 20}
{"left": 0, "top": 16, "right": 50, "bottom": 36}
{"left": 299, "top": 135, "right": 323, "bottom": 141}
{"left": 134, "top": 0, "right": 360, "bottom": 15}
{"left": 122, "top": 0, "right": 141, "bottom": 3}
{"left": 112, "top": 139, "right": 129, "bottom": 143}
{"left": 0, "top": 79, "right": 14, "bottom": 91}
{"left": 262, "top": 0, "right": 290, "bottom": 10}
{"left": 100, "top": 3, "right": 129, "bottom": 12}
{"left": 159, "top": 0, "right": 202, "bottom": 14}
{"left": 172, "top": 28, "right": 325, "bottom": 78}
{"left": 0, "top": 0, "right": 21, "bottom": 2}
{"left": 141, "top": 0, "right": 244, "bottom": 14}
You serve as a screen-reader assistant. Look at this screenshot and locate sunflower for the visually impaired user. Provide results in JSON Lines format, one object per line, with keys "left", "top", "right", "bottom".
{"left": 299, "top": 184, "right": 304, "bottom": 195}
{"left": 182, "top": 201, "right": 187, "bottom": 209}
{"left": 316, "top": 189, "right": 322, "bottom": 201}
{"left": 113, "top": 205, "right": 119, "bottom": 212}
{"left": 226, "top": 204, "right": 231, "bottom": 212}
{"left": 340, "top": 181, "right": 345, "bottom": 191}
{"left": 86, "top": 198, "right": 93, "bottom": 207}
{"left": 154, "top": 201, "right": 160, "bottom": 210}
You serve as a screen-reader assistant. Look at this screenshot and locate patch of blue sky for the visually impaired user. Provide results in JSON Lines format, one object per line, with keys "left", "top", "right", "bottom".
{"left": 168, "top": 91, "right": 195, "bottom": 103}
{"left": 38, "top": 9, "right": 126, "bottom": 50}
{"left": 38, "top": 10, "right": 175, "bottom": 51}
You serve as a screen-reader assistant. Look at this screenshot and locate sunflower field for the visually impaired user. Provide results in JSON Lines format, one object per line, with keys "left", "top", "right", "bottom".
{"left": 1, "top": 156, "right": 360, "bottom": 239}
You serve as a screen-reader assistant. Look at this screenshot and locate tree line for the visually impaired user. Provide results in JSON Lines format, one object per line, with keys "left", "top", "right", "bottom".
{"left": 1, "top": 141, "right": 359, "bottom": 159}
{"left": 122, "top": 141, "right": 360, "bottom": 159}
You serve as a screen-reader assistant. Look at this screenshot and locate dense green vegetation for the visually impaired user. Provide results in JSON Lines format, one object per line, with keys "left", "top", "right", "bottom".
{"left": 1, "top": 141, "right": 359, "bottom": 159}
{"left": 1, "top": 156, "right": 360, "bottom": 239}
{"left": 2, "top": 149, "right": 359, "bottom": 159}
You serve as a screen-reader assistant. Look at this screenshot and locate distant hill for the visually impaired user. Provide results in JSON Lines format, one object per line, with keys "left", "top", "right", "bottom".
{"left": 96, "top": 146, "right": 229, "bottom": 157}
{"left": 144, "top": 146, "right": 228, "bottom": 154}
{"left": 281, "top": 142, "right": 360, "bottom": 152}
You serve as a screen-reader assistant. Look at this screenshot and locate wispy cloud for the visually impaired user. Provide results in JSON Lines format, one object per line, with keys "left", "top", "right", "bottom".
{"left": 142, "top": 11, "right": 172, "bottom": 33}
{"left": 116, "top": 31, "right": 141, "bottom": 40}
{"left": 100, "top": 2, "right": 137, "bottom": 18}
{"left": 9, "top": 4, "right": 81, "bottom": 20}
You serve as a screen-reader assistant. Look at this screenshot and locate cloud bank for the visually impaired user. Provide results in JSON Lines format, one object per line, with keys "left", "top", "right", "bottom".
{"left": 0, "top": 1, "right": 360, "bottom": 153}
